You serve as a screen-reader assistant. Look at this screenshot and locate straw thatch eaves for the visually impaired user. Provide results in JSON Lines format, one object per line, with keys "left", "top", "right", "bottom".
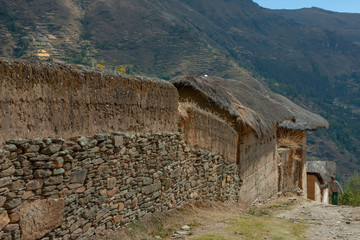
{"left": 170, "top": 75, "right": 328, "bottom": 138}
{"left": 275, "top": 95, "right": 329, "bottom": 131}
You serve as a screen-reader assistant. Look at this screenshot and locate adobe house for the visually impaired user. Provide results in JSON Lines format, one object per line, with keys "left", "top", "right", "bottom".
{"left": 276, "top": 96, "right": 329, "bottom": 198}
{"left": 307, "top": 172, "right": 326, "bottom": 203}
{"left": 307, "top": 161, "right": 337, "bottom": 203}
{"left": 170, "top": 75, "right": 328, "bottom": 203}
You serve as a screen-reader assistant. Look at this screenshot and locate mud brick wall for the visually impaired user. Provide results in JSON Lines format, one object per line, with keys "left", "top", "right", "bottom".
{"left": 0, "top": 133, "right": 241, "bottom": 240}
{"left": 277, "top": 129, "right": 307, "bottom": 198}
{"left": 180, "top": 106, "right": 238, "bottom": 163}
{"left": 238, "top": 126, "right": 278, "bottom": 204}
{"left": 0, "top": 59, "right": 178, "bottom": 144}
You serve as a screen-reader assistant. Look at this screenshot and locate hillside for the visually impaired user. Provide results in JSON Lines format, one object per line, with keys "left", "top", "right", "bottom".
{"left": 1, "top": 0, "right": 360, "bottom": 176}
{"left": 274, "top": 7, "right": 360, "bottom": 46}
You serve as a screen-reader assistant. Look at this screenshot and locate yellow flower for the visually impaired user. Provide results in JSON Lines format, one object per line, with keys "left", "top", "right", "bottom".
{"left": 113, "top": 60, "right": 117, "bottom": 63}
{"left": 97, "top": 64, "right": 105, "bottom": 69}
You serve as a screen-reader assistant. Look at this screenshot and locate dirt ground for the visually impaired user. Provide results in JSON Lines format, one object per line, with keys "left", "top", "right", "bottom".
{"left": 94, "top": 196, "right": 360, "bottom": 240}
{"left": 274, "top": 199, "right": 360, "bottom": 240}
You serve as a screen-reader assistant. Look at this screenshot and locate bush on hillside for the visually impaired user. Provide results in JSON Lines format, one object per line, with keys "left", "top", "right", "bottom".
{"left": 339, "top": 172, "right": 360, "bottom": 206}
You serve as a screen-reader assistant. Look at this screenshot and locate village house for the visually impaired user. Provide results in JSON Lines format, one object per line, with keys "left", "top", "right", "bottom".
{"left": 170, "top": 75, "right": 328, "bottom": 203}
{"left": 307, "top": 161, "right": 337, "bottom": 203}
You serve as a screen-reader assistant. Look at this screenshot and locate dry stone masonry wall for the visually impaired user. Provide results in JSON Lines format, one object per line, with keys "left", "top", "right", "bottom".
{"left": 0, "top": 133, "right": 240, "bottom": 240}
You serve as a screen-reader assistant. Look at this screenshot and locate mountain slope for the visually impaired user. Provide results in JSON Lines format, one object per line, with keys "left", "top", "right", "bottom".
{"left": 274, "top": 7, "right": 360, "bottom": 46}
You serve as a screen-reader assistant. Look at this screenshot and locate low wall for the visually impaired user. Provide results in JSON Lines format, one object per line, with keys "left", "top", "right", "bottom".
{"left": 0, "top": 133, "right": 241, "bottom": 240}
{"left": 180, "top": 105, "right": 238, "bottom": 163}
{"left": 0, "top": 59, "right": 178, "bottom": 144}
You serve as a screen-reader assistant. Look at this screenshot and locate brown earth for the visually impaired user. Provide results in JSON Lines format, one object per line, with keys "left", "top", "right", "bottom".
{"left": 92, "top": 196, "right": 360, "bottom": 240}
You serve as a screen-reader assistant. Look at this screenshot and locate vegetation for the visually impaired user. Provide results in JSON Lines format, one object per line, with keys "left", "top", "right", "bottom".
{"left": 339, "top": 172, "right": 360, "bottom": 206}
{"left": 0, "top": 10, "right": 30, "bottom": 57}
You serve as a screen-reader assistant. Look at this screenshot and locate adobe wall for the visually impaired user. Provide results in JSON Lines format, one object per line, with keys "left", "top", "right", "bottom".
{"left": 277, "top": 129, "right": 307, "bottom": 197}
{"left": 238, "top": 126, "right": 278, "bottom": 204}
{"left": 307, "top": 174, "right": 321, "bottom": 202}
{"left": 0, "top": 59, "right": 178, "bottom": 144}
{"left": 0, "top": 133, "right": 241, "bottom": 240}
{"left": 180, "top": 105, "right": 238, "bottom": 163}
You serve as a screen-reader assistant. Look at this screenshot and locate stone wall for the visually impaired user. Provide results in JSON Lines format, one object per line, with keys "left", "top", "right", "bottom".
{"left": 0, "top": 59, "right": 178, "bottom": 144}
{"left": 238, "top": 126, "right": 278, "bottom": 204}
{"left": 0, "top": 133, "right": 240, "bottom": 240}
{"left": 180, "top": 105, "right": 238, "bottom": 163}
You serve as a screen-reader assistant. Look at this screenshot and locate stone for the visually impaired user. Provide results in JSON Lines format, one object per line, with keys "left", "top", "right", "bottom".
{"left": 20, "top": 198, "right": 65, "bottom": 240}
{"left": 0, "top": 210, "right": 10, "bottom": 231}
{"left": 3, "top": 199, "right": 21, "bottom": 210}
{"left": 0, "top": 166, "right": 15, "bottom": 178}
{"left": 53, "top": 168, "right": 65, "bottom": 175}
{"left": 181, "top": 225, "right": 191, "bottom": 231}
{"left": 130, "top": 197, "right": 138, "bottom": 209}
{"left": 76, "top": 136, "right": 88, "bottom": 147}
{"left": 143, "top": 177, "right": 153, "bottom": 185}
{"left": 41, "top": 144, "right": 62, "bottom": 154}
{"left": 52, "top": 157, "right": 64, "bottom": 168}
{"left": 0, "top": 188, "right": 9, "bottom": 197}
{"left": 95, "top": 206, "right": 110, "bottom": 220}
{"left": 142, "top": 182, "right": 162, "bottom": 195}
{"left": 26, "top": 145, "right": 40, "bottom": 153}
{"left": 4, "top": 145, "right": 17, "bottom": 152}
{"left": 0, "top": 196, "right": 6, "bottom": 207}
{"left": 9, "top": 180, "right": 25, "bottom": 192}
{"left": 22, "top": 191, "right": 35, "bottom": 200}
{"left": 118, "top": 202, "right": 125, "bottom": 212}
{"left": 82, "top": 206, "right": 98, "bottom": 219}
{"left": 70, "top": 169, "right": 88, "bottom": 183}
{"left": 0, "top": 177, "right": 11, "bottom": 188}
{"left": 107, "top": 177, "right": 117, "bottom": 189}
{"left": 83, "top": 222, "right": 92, "bottom": 233}
{"left": 44, "top": 176, "right": 63, "bottom": 185}
{"left": 75, "top": 186, "right": 86, "bottom": 193}
{"left": 107, "top": 186, "right": 119, "bottom": 198}
{"left": 113, "top": 136, "right": 123, "bottom": 148}
{"left": 113, "top": 215, "right": 123, "bottom": 224}
{"left": 4, "top": 223, "right": 19, "bottom": 232}
{"left": 9, "top": 211, "right": 20, "bottom": 223}
{"left": 97, "top": 165, "right": 109, "bottom": 172}
{"left": 26, "top": 179, "right": 43, "bottom": 191}
{"left": 29, "top": 155, "right": 49, "bottom": 161}
{"left": 34, "top": 169, "right": 52, "bottom": 178}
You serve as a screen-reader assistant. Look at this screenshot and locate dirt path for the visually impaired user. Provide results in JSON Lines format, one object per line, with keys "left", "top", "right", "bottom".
{"left": 95, "top": 197, "right": 360, "bottom": 240}
{"left": 274, "top": 200, "right": 360, "bottom": 240}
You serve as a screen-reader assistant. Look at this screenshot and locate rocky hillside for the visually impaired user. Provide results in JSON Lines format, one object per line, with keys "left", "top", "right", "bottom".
{"left": 1, "top": 0, "right": 360, "bottom": 176}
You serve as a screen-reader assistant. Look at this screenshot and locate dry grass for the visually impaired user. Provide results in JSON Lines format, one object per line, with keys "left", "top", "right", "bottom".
{"left": 92, "top": 198, "right": 308, "bottom": 240}
{"left": 277, "top": 129, "right": 305, "bottom": 160}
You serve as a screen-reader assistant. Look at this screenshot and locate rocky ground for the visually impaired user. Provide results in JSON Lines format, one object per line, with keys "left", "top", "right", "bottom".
{"left": 274, "top": 200, "right": 360, "bottom": 240}
{"left": 94, "top": 196, "right": 360, "bottom": 240}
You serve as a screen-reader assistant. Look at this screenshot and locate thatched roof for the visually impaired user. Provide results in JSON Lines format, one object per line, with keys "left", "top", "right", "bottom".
{"left": 275, "top": 94, "right": 329, "bottom": 131}
{"left": 170, "top": 75, "right": 328, "bottom": 137}
{"left": 307, "top": 161, "right": 337, "bottom": 183}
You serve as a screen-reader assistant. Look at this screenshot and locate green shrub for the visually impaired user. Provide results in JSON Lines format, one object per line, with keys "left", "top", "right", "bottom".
{"left": 339, "top": 173, "right": 360, "bottom": 206}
